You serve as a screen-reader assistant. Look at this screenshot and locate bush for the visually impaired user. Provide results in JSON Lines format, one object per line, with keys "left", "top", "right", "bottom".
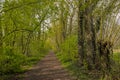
{"left": 0, "top": 46, "right": 26, "bottom": 75}
{"left": 29, "top": 40, "right": 49, "bottom": 57}
{"left": 57, "top": 35, "right": 78, "bottom": 63}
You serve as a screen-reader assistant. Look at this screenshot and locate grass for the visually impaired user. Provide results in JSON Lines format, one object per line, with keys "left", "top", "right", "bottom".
{"left": 57, "top": 51, "right": 120, "bottom": 80}
{"left": 56, "top": 53, "right": 101, "bottom": 80}
{"left": 113, "top": 52, "right": 120, "bottom": 64}
{"left": 61, "top": 62, "right": 101, "bottom": 80}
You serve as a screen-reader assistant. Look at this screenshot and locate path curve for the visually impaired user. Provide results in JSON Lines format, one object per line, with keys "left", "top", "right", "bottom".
{"left": 18, "top": 51, "right": 75, "bottom": 80}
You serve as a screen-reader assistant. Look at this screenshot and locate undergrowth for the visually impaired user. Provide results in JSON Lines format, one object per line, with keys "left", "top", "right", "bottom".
{"left": 56, "top": 35, "right": 120, "bottom": 80}
{"left": 0, "top": 44, "right": 49, "bottom": 80}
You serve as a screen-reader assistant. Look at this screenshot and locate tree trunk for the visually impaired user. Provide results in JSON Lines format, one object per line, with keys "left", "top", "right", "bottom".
{"left": 69, "top": 9, "right": 75, "bottom": 35}
{"left": 97, "top": 40, "right": 113, "bottom": 71}
{"left": 90, "top": 17, "right": 97, "bottom": 68}
{"left": 78, "top": 1, "right": 85, "bottom": 66}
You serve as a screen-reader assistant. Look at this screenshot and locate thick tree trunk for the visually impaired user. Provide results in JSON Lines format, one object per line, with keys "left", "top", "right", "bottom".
{"left": 78, "top": 1, "right": 85, "bottom": 66}
{"left": 97, "top": 40, "right": 113, "bottom": 71}
{"left": 90, "top": 18, "right": 97, "bottom": 66}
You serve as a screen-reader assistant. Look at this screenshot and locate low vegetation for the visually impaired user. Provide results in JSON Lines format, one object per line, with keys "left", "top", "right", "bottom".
{"left": 0, "top": 43, "right": 49, "bottom": 80}
{"left": 57, "top": 35, "right": 120, "bottom": 80}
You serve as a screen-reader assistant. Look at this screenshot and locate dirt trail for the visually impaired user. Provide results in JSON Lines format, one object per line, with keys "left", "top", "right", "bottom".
{"left": 18, "top": 51, "right": 75, "bottom": 80}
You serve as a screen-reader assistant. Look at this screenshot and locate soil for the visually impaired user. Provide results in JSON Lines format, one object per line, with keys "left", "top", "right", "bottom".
{"left": 16, "top": 51, "right": 75, "bottom": 80}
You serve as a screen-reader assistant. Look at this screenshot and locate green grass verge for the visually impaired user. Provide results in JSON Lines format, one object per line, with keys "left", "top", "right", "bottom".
{"left": 56, "top": 52, "right": 120, "bottom": 80}
{"left": 56, "top": 53, "right": 101, "bottom": 80}
{"left": 113, "top": 52, "right": 120, "bottom": 64}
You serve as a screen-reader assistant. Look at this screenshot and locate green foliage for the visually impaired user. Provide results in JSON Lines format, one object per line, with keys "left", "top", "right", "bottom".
{"left": 0, "top": 44, "right": 49, "bottom": 80}
{"left": 56, "top": 35, "right": 101, "bottom": 80}
{"left": 26, "top": 40, "right": 49, "bottom": 66}
{"left": 30, "top": 40, "right": 48, "bottom": 56}
{"left": 57, "top": 35, "right": 78, "bottom": 63}
{"left": 111, "top": 52, "right": 120, "bottom": 79}
{"left": 1, "top": 0, "right": 120, "bottom": 80}
{"left": 0, "top": 46, "right": 26, "bottom": 75}
{"left": 113, "top": 52, "right": 120, "bottom": 63}
{"left": 0, "top": 0, "right": 51, "bottom": 78}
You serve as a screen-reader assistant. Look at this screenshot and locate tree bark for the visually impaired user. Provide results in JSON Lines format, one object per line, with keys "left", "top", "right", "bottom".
{"left": 78, "top": 1, "right": 85, "bottom": 66}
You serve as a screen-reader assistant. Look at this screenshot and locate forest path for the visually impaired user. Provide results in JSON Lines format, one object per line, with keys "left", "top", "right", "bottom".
{"left": 18, "top": 51, "right": 75, "bottom": 80}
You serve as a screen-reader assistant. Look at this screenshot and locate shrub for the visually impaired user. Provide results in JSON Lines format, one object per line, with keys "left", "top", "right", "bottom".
{"left": 0, "top": 46, "right": 26, "bottom": 75}
{"left": 57, "top": 35, "right": 78, "bottom": 63}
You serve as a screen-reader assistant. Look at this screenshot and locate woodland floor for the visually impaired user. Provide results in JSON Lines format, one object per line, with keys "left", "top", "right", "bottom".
{"left": 16, "top": 51, "right": 75, "bottom": 80}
